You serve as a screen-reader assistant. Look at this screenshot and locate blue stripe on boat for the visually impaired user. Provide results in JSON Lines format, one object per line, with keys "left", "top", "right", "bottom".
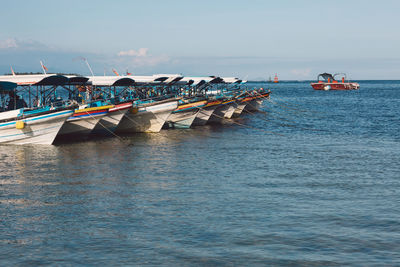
{"left": 0, "top": 110, "right": 73, "bottom": 128}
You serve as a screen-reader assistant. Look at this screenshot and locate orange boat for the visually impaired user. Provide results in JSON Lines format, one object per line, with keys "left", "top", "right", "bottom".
{"left": 311, "top": 73, "right": 359, "bottom": 90}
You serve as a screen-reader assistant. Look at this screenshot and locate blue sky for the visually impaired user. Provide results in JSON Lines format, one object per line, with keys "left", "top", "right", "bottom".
{"left": 1, "top": 0, "right": 400, "bottom": 79}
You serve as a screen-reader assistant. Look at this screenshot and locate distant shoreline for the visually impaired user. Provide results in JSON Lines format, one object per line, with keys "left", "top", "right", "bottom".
{"left": 248, "top": 80, "right": 400, "bottom": 83}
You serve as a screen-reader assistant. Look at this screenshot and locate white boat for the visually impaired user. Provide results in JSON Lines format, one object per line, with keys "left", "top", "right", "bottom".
{"left": 165, "top": 100, "right": 207, "bottom": 129}
{"left": 166, "top": 109, "right": 199, "bottom": 129}
{"left": 57, "top": 105, "right": 111, "bottom": 137}
{"left": 92, "top": 102, "right": 132, "bottom": 134}
{"left": 232, "top": 102, "right": 247, "bottom": 117}
{"left": 192, "top": 100, "right": 221, "bottom": 126}
{"left": 208, "top": 99, "right": 236, "bottom": 123}
{"left": 244, "top": 99, "right": 263, "bottom": 112}
{"left": 223, "top": 101, "right": 238, "bottom": 119}
{"left": 116, "top": 98, "right": 178, "bottom": 133}
{"left": 0, "top": 108, "right": 73, "bottom": 145}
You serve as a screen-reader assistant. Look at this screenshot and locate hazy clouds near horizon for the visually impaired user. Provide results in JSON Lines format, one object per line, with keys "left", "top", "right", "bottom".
{"left": 1, "top": 0, "right": 399, "bottom": 79}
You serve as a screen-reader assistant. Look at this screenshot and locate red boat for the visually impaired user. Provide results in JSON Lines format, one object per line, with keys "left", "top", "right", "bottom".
{"left": 311, "top": 73, "right": 359, "bottom": 90}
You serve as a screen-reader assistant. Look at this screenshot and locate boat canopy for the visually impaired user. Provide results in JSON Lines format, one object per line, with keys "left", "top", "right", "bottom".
{"left": 179, "top": 76, "right": 224, "bottom": 86}
{"left": 66, "top": 76, "right": 90, "bottom": 85}
{"left": 88, "top": 76, "right": 136, "bottom": 86}
{"left": 112, "top": 77, "right": 137, "bottom": 86}
{"left": 88, "top": 75, "right": 185, "bottom": 86}
{"left": 208, "top": 76, "right": 224, "bottom": 83}
{"left": 0, "top": 81, "right": 17, "bottom": 93}
{"left": 152, "top": 74, "right": 183, "bottom": 84}
{"left": 0, "top": 74, "right": 87, "bottom": 86}
{"left": 222, "top": 77, "right": 242, "bottom": 84}
{"left": 317, "top": 73, "right": 334, "bottom": 81}
{"left": 35, "top": 75, "right": 69, "bottom": 86}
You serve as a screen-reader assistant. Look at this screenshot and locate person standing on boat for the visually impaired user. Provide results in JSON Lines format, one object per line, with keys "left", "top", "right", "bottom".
{"left": 6, "top": 91, "right": 27, "bottom": 110}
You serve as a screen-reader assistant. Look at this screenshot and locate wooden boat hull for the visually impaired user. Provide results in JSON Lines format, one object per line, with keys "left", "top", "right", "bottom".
{"left": 192, "top": 100, "right": 221, "bottom": 126}
{"left": 92, "top": 102, "right": 132, "bottom": 134}
{"left": 0, "top": 109, "right": 73, "bottom": 145}
{"left": 232, "top": 102, "right": 247, "bottom": 117}
{"left": 244, "top": 99, "right": 263, "bottom": 112}
{"left": 208, "top": 100, "right": 235, "bottom": 124}
{"left": 165, "top": 100, "right": 207, "bottom": 129}
{"left": 166, "top": 109, "right": 199, "bottom": 129}
{"left": 57, "top": 106, "right": 110, "bottom": 137}
{"left": 242, "top": 91, "right": 269, "bottom": 112}
{"left": 116, "top": 99, "right": 178, "bottom": 133}
{"left": 224, "top": 101, "right": 238, "bottom": 119}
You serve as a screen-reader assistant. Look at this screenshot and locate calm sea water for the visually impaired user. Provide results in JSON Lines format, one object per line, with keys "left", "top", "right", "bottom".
{"left": 1, "top": 81, "right": 399, "bottom": 266}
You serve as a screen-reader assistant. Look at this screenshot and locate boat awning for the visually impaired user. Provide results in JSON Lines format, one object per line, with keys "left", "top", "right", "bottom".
{"left": 222, "top": 77, "right": 242, "bottom": 84}
{"left": 35, "top": 75, "right": 69, "bottom": 86}
{"left": 112, "top": 77, "right": 136, "bottom": 86}
{"left": 153, "top": 77, "right": 168, "bottom": 82}
{"left": 66, "top": 76, "right": 90, "bottom": 85}
{"left": 152, "top": 74, "right": 183, "bottom": 84}
{"left": 179, "top": 76, "right": 222, "bottom": 86}
{"left": 318, "top": 73, "right": 334, "bottom": 81}
{"left": 128, "top": 75, "right": 162, "bottom": 85}
{"left": 0, "top": 74, "right": 69, "bottom": 86}
{"left": 88, "top": 76, "right": 136, "bottom": 86}
{"left": 0, "top": 81, "right": 18, "bottom": 93}
{"left": 209, "top": 76, "right": 224, "bottom": 84}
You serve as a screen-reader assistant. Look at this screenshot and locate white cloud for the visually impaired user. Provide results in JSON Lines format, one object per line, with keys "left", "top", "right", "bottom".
{"left": 118, "top": 48, "right": 149, "bottom": 57}
{"left": 130, "top": 54, "right": 170, "bottom": 67}
{"left": 0, "top": 38, "right": 18, "bottom": 49}
{"left": 0, "top": 38, "right": 51, "bottom": 51}
{"left": 290, "top": 68, "right": 311, "bottom": 77}
{"left": 116, "top": 48, "right": 169, "bottom": 67}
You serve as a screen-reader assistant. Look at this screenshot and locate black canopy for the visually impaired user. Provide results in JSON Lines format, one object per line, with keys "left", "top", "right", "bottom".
{"left": 317, "top": 73, "right": 334, "bottom": 81}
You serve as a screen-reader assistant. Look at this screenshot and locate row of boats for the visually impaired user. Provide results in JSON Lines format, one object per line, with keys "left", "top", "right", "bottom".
{"left": 0, "top": 73, "right": 270, "bottom": 145}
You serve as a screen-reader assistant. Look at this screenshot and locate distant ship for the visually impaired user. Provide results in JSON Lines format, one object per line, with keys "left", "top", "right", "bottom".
{"left": 273, "top": 74, "right": 279, "bottom": 83}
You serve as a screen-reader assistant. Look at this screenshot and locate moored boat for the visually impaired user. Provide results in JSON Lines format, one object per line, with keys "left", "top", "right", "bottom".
{"left": 223, "top": 99, "right": 238, "bottom": 119}
{"left": 311, "top": 73, "right": 359, "bottom": 90}
{"left": 165, "top": 99, "right": 207, "bottom": 128}
{"left": 116, "top": 98, "right": 179, "bottom": 133}
{"left": 0, "top": 81, "right": 74, "bottom": 145}
{"left": 57, "top": 104, "right": 112, "bottom": 137}
{"left": 243, "top": 88, "right": 270, "bottom": 112}
{"left": 92, "top": 102, "right": 132, "bottom": 134}
{"left": 208, "top": 98, "right": 236, "bottom": 123}
{"left": 232, "top": 92, "right": 248, "bottom": 117}
{"left": 232, "top": 102, "right": 247, "bottom": 117}
{"left": 0, "top": 109, "right": 73, "bottom": 145}
{"left": 192, "top": 99, "right": 222, "bottom": 126}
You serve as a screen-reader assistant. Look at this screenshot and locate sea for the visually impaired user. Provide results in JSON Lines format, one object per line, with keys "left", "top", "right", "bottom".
{"left": 1, "top": 81, "right": 399, "bottom": 266}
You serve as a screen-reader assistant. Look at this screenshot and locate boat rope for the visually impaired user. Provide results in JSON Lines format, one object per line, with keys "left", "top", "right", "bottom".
{"left": 83, "top": 111, "right": 125, "bottom": 142}
{"left": 117, "top": 107, "right": 169, "bottom": 130}
{"left": 117, "top": 109, "right": 143, "bottom": 127}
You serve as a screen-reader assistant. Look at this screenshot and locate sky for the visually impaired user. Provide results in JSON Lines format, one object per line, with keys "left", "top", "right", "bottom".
{"left": 1, "top": 0, "right": 400, "bottom": 80}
